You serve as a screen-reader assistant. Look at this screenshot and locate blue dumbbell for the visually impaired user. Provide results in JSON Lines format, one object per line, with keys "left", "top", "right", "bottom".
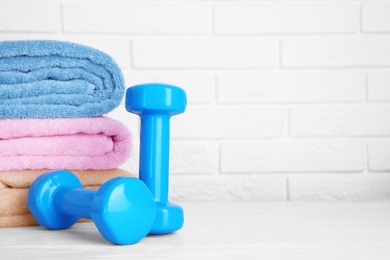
{"left": 27, "top": 170, "right": 156, "bottom": 245}
{"left": 126, "top": 83, "right": 186, "bottom": 234}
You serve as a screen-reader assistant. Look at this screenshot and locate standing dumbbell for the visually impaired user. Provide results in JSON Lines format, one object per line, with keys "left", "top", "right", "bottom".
{"left": 27, "top": 170, "right": 156, "bottom": 245}
{"left": 126, "top": 83, "right": 186, "bottom": 235}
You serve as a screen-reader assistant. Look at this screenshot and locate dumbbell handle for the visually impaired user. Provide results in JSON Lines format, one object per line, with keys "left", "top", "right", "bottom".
{"left": 55, "top": 188, "right": 96, "bottom": 220}
{"left": 139, "top": 114, "right": 170, "bottom": 202}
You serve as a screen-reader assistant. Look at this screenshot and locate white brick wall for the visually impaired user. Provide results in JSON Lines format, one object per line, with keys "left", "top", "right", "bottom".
{"left": 0, "top": 2, "right": 60, "bottom": 33}
{"left": 132, "top": 36, "right": 278, "bottom": 69}
{"left": 282, "top": 36, "right": 390, "bottom": 68}
{"left": 214, "top": 3, "right": 359, "bottom": 34}
{"left": 1, "top": 0, "right": 390, "bottom": 201}
{"left": 221, "top": 141, "right": 365, "bottom": 173}
{"left": 362, "top": 2, "right": 390, "bottom": 32}
{"left": 217, "top": 71, "right": 365, "bottom": 103}
{"left": 62, "top": 3, "right": 211, "bottom": 34}
{"left": 291, "top": 106, "right": 390, "bottom": 137}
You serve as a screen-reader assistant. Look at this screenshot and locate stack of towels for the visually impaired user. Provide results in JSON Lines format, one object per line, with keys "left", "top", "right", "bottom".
{"left": 0, "top": 40, "right": 133, "bottom": 228}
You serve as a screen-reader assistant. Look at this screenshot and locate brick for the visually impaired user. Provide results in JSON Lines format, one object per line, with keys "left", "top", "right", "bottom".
{"left": 132, "top": 37, "right": 278, "bottom": 69}
{"left": 215, "top": 3, "right": 358, "bottom": 34}
{"left": 123, "top": 70, "right": 215, "bottom": 104}
{"left": 282, "top": 36, "right": 390, "bottom": 67}
{"left": 63, "top": 3, "right": 211, "bottom": 34}
{"left": 217, "top": 71, "right": 365, "bottom": 103}
{"left": 368, "top": 70, "right": 390, "bottom": 102}
{"left": 288, "top": 175, "right": 390, "bottom": 201}
{"left": 291, "top": 106, "right": 390, "bottom": 137}
{"left": 362, "top": 3, "right": 390, "bottom": 32}
{"left": 368, "top": 141, "right": 390, "bottom": 171}
{"left": 0, "top": 2, "right": 60, "bottom": 32}
{"left": 221, "top": 141, "right": 364, "bottom": 173}
{"left": 170, "top": 175, "right": 286, "bottom": 201}
{"left": 171, "top": 106, "right": 286, "bottom": 139}
{"left": 170, "top": 141, "right": 218, "bottom": 174}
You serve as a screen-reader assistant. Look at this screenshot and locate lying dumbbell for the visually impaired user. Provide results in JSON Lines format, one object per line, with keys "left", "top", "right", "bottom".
{"left": 27, "top": 170, "right": 156, "bottom": 245}
{"left": 126, "top": 83, "right": 186, "bottom": 234}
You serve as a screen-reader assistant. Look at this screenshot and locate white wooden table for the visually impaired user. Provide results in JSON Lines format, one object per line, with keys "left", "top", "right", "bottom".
{"left": 0, "top": 202, "right": 389, "bottom": 259}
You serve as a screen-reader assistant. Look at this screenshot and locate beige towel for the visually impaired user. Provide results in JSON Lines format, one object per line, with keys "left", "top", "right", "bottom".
{"left": 0, "top": 169, "right": 135, "bottom": 228}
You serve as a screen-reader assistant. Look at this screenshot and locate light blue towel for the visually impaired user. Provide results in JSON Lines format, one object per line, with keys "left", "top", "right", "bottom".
{"left": 0, "top": 40, "right": 124, "bottom": 118}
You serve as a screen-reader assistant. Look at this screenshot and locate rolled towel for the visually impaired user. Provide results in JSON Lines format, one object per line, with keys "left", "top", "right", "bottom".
{"left": 0, "top": 117, "right": 131, "bottom": 171}
{"left": 0, "top": 169, "right": 135, "bottom": 228}
{"left": 0, "top": 40, "right": 124, "bottom": 118}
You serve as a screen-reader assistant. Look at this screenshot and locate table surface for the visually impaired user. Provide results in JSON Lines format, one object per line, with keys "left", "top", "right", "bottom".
{"left": 0, "top": 202, "right": 389, "bottom": 260}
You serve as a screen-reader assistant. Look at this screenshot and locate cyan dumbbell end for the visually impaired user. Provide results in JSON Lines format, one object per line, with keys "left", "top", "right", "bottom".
{"left": 125, "top": 83, "right": 187, "bottom": 116}
{"left": 92, "top": 176, "right": 157, "bottom": 245}
{"left": 150, "top": 202, "right": 184, "bottom": 235}
{"left": 27, "top": 170, "right": 81, "bottom": 230}
{"left": 27, "top": 170, "right": 157, "bottom": 245}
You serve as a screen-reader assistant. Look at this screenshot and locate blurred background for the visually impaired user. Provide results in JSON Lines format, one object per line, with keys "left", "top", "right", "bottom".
{"left": 1, "top": 0, "right": 390, "bottom": 201}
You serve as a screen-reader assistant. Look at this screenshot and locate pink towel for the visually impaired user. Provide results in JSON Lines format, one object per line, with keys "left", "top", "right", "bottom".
{"left": 0, "top": 117, "right": 131, "bottom": 171}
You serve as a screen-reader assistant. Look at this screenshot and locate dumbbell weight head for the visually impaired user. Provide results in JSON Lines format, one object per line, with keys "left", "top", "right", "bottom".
{"left": 126, "top": 83, "right": 186, "bottom": 116}
{"left": 27, "top": 171, "right": 82, "bottom": 230}
{"left": 27, "top": 170, "right": 156, "bottom": 245}
{"left": 92, "top": 176, "right": 156, "bottom": 244}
